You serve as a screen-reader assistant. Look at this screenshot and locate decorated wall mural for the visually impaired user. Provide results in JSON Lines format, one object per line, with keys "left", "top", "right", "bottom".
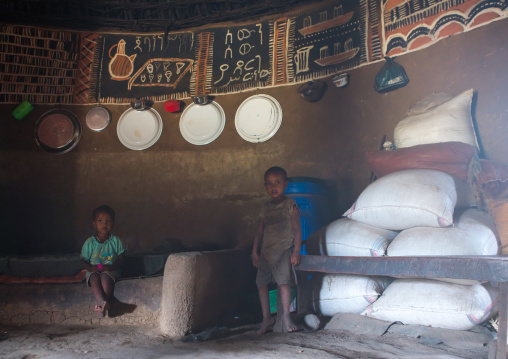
{"left": 0, "top": 25, "right": 83, "bottom": 104}
{"left": 0, "top": 0, "right": 506, "bottom": 104}
{"left": 91, "top": 32, "right": 195, "bottom": 103}
{"left": 382, "top": 0, "right": 508, "bottom": 56}
{"left": 291, "top": 0, "right": 372, "bottom": 82}
{"left": 206, "top": 20, "right": 272, "bottom": 94}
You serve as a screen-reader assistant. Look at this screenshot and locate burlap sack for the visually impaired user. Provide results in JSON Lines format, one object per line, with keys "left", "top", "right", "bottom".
{"left": 486, "top": 198, "right": 508, "bottom": 254}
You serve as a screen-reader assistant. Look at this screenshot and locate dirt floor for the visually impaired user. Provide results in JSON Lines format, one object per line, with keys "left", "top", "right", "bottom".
{"left": 0, "top": 322, "right": 493, "bottom": 359}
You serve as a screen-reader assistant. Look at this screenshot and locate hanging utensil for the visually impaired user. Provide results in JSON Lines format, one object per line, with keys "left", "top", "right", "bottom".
{"left": 130, "top": 98, "right": 147, "bottom": 110}
{"left": 297, "top": 80, "right": 326, "bottom": 102}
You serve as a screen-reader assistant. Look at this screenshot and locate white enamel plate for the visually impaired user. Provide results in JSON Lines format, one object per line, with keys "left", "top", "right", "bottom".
{"left": 117, "top": 108, "right": 163, "bottom": 150}
{"left": 235, "top": 94, "right": 282, "bottom": 143}
{"left": 179, "top": 101, "right": 225, "bottom": 145}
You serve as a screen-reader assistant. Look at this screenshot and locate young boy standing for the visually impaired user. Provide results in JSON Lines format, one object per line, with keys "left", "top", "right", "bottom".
{"left": 251, "top": 166, "right": 302, "bottom": 334}
{"left": 81, "top": 205, "right": 126, "bottom": 316}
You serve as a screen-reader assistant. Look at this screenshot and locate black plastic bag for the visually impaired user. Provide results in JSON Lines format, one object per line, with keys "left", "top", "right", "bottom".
{"left": 374, "top": 56, "right": 409, "bottom": 93}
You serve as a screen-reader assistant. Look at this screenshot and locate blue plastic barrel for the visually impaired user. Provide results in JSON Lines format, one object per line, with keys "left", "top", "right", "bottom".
{"left": 285, "top": 177, "right": 331, "bottom": 255}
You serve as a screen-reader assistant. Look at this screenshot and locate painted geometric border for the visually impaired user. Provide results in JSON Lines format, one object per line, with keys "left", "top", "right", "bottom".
{"left": 382, "top": 0, "right": 508, "bottom": 57}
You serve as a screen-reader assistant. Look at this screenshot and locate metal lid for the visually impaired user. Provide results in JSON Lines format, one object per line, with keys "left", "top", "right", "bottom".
{"left": 86, "top": 106, "right": 111, "bottom": 131}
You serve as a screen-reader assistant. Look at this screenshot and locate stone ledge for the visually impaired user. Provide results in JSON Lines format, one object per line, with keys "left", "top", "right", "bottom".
{"left": 0, "top": 249, "right": 256, "bottom": 335}
{"left": 0, "top": 276, "right": 162, "bottom": 326}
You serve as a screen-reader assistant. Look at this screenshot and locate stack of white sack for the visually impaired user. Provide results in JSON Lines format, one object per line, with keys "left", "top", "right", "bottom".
{"left": 306, "top": 218, "right": 398, "bottom": 315}
{"left": 310, "top": 90, "right": 500, "bottom": 328}
{"left": 309, "top": 168, "right": 478, "bottom": 319}
{"left": 360, "top": 90, "right": 499, "bottom": 330}
{"left": 359, "top": 192, "right": 500, "bottom": 329}
{"left": 307, "top": 182, "right": 403, "bottom": 316}
{"left": 358, "top": 206, "right": 500, "bottom": 329}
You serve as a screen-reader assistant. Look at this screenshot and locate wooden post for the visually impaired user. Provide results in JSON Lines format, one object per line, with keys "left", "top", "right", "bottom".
{"left": 497, "top": 281, "right": 508, "bottom": 359}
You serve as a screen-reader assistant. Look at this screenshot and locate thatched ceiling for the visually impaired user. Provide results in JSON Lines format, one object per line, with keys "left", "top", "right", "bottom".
{"left": 0, "top": 0, "right": 322, "bottom": 33}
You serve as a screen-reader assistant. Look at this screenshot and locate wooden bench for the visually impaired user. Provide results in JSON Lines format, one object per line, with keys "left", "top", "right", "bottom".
{"left": 295, "top": 255, "right": 508, "bottom": 359}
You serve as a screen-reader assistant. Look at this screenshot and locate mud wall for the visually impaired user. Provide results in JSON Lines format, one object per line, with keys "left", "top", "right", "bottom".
{"left": 1, "top": 19, "right": 507, "bottom": 255}
{"left": 160, "top": 250, "right": 255, "bottom": 337}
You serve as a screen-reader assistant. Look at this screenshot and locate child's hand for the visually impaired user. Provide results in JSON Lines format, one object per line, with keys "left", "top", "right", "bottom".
{"left": 290, "top": 252, "right": 301, "bottom": 266}
{"left": 100, "top": 264, "right": 112, "bottom": 272}
{"left": 251, "top": 252, "right": 260, "bottom": 267}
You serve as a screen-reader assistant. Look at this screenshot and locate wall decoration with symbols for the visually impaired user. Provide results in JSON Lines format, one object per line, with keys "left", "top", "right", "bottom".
{"left": 91, "top": 32, "right": 195, "bottom": 104}
{"left": 204, "top": 20, "right": 272, "bottom": 94}
{"left": 0, "top": 0, "right": 499, "bottom": 104}
{"left": 290, "top": 0, "right": 369, "bottom": 83}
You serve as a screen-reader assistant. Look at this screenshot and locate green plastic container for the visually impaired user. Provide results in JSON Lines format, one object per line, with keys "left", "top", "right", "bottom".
{"left": 269, "top": 286, "right": 296, "bottom": 314}
{"left": 12, "top": 100, "right": 34, "bottom": 120}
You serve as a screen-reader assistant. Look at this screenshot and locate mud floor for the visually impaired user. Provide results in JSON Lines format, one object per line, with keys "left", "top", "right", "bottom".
{"left": 0, "top": 323, "right": 493, "bottom": 359}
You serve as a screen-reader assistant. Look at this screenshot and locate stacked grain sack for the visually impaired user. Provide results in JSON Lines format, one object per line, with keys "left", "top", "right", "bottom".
{"left": 309, "top": 89, "right": 501, "bottom": 330}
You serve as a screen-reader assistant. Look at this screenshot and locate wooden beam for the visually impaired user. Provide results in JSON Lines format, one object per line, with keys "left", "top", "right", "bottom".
{"left": 295, "top": 255, "right": 508, "bottom": 282}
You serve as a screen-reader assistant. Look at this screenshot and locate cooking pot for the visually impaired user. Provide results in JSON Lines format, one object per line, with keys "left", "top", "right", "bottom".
{"left": 298, "top": 80, "right": 326, "bottom": 102}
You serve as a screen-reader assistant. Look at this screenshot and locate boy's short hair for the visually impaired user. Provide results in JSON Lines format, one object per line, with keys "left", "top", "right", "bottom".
{"left": 264, "top": 166, "right": 288, "bottom": 181}
{"left": 93, "top": 205, "right": 115, "bottom": 221}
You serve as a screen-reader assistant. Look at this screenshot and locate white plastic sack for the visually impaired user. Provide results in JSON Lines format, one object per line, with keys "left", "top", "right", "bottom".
{"left": 324, "top": 218, "right": 398, "bottom": 257}
{"left": 387, "top": 209, "right": 499, "bottom": 257}
{"left": 394, "top": 89, "right": 479, "bottom": 149}
{"left": 344, "top": 169, "right": 457, "bottom": 230}
{"left": 387, "top": 209, "right": 499, "bottom": 285}
{"left": 362, "top": 279, "right": 498, "bottom": 330}
{"left": 314, "top": 274, "right": 393, "bottom": 316}
{"left": 406, "top": 92, "right": 454, "bottom": 116}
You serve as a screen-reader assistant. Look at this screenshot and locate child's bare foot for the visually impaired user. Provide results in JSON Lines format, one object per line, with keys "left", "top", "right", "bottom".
{"left": 256, "top": 316, "right": 275, "bottom": 335}
{"left": 102, "top": 301, "right": 110, "bottom": 315}
{"left": 281, "top": 313, "right": 298, "bottom": 333}
{"left": 93, "top": 301, "right": 109, "bottom": 316}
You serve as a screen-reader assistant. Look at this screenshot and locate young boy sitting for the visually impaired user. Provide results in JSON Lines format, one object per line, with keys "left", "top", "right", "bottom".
{"left": 81, "top": 205, "right": 126, "bottom": 316}
{"left": 251, "top": 166, "right": 302, "bottom": 334}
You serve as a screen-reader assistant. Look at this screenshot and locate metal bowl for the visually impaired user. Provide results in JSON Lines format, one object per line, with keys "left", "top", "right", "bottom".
{"left": 35, "top": 109, "right": 82, "bottom": 154}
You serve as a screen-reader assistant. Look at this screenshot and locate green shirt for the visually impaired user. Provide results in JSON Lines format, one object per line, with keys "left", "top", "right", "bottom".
{"left": 81, "top": 235, "right": 126, "bottom": 277}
